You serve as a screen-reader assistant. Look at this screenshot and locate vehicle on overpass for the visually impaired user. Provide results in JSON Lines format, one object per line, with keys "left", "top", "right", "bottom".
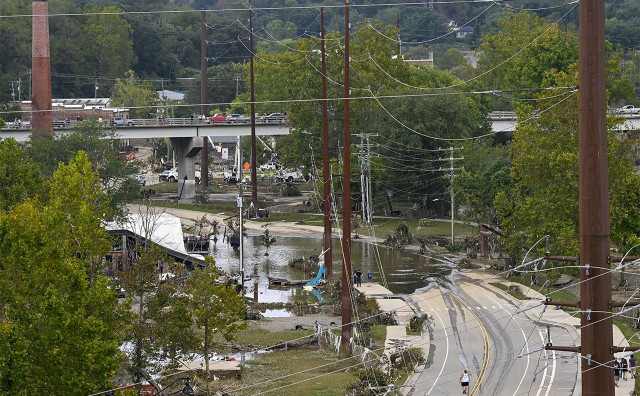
{"left": 260, "top": 113, "right": 286, "bottom": 123}
{"left": 226, "top": 114, "right": 250, "bottom": 123}
{"left": 617, "top": 105, "right": 639, "bottom": 115}
{"left": 53, "top": 118, "right": 67, "bottom": 128}
{"left": 207, "top": 113, "right": 226, "bottom": 123}
{"left": 110, "top": 117, "right": 134, "bottom": 127}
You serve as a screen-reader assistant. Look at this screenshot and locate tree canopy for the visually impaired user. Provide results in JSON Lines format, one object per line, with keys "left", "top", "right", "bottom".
{"left": 0, "top": 148, "right": 124, "bottom": 395}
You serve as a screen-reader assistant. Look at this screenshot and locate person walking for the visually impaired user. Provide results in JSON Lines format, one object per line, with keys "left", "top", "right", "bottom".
{"left": 622, "top": 357, "right": 629, "bottom": 380}
{"left": 355, "top": 269, "right": 362, "bottom": 287}
{"left": 460, "top": 369, "right": 470, "bottom": 394}
{"left": 614, "top": 360, "right": 621, "bottom": 387}
{"left": 367, "top": 271, "right": 372, "bottom": 286}
{"left": 630, "top": 355, "right": 637, "bottom": 378}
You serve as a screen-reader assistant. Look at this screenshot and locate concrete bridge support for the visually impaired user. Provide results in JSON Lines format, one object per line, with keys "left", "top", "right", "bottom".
{"left": 169, "top": 137, "right": 202, "bottom": 199}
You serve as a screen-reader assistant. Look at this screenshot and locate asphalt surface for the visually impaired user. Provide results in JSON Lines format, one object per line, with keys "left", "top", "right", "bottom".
{"left": 407, "top": 274, "right": 581, "bottom": 396}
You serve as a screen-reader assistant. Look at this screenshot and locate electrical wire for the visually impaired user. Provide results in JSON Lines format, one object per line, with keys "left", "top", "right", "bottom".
{"left": 1, "top": 1, "right": 524, "bottom": 19}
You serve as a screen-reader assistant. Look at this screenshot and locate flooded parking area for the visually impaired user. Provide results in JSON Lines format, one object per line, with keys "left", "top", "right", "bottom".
{"left": 207, "top": 236, "right": 453, "bottom": 303}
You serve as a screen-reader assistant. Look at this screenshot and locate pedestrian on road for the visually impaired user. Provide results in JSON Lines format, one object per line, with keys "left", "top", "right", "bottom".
{"left": 630, "top": 355, "right": 637, "bottom": 378}
{"left": 367, "top": 271, "right": 372, "bottom": 286}
{"left": 460, "top": 369, "right": 470, "bottom": 394}
{"left": 622, "top": 358, "right": 629, "bottom": 380}
{"left": 355, "top": 269, "right": 362, "bottom": 287}
{"left": 614, "top": 360, "right": 620, "bottom": 387}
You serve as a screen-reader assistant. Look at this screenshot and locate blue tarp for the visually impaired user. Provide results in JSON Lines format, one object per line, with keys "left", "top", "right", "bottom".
{"left": 305, "top": 266, "right": 326, "bottom": 287}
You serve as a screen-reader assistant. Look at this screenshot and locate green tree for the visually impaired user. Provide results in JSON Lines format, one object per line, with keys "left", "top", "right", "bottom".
{"left": 436, "top": 48, "right": 466, "bottom": 71}
{"left": 111, "top": 70, "right": 160, "bottom": 119}
{"left": 186, "top": 262, "right": 246, "bottom": 382}
{"left": 83, "top": 5, "right": 134, "bottom": 78}
{"left": 0, "top": 139, "right": 43, "bottom": 211}
{"left": 455, "top": 141, "right": 511, "bottom": 225}
{"left": 25, "top": 120, "right": 140, "bottom": 220}
{"left": 0, "top": 151, "right": 124, "bottom": 395}
{"left": 495, "top": 72, "right": 640, "bottom": 260}
{"left": 119, "top": 241, "right": 196, "bottom": 385}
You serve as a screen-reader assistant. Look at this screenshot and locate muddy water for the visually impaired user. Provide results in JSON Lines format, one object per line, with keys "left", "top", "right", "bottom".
{"left": 208, "top": 236, "right": 452, "bottom": 303}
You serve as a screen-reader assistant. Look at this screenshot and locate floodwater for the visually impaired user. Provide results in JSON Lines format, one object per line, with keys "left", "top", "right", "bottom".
{"left": 207, "top": 236, "right": 453, "bottom": 304}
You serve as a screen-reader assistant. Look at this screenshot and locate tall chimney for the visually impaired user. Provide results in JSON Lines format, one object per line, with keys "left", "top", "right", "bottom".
{"left": 32, "top": 0, "right": 53, "bottom": 138}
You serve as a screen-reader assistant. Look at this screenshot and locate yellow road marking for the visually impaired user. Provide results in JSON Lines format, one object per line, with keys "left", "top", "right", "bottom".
{"left": 451, "top": 294, "right": 490, "bottom": 396}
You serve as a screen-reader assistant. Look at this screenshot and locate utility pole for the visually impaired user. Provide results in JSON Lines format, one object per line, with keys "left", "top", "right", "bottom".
{"left": 434, "top": 147, "right": 463, "bottom": 245}
{"left": 237, "top": 136, "right": 244, "bottom": 292}
{"left": 320, "top": 7, "right": 333, "bottom": 276}
{"left": 341, "top": 0, "right": 352, "bottom": 354}
{"left": 449, "top": 147, "right": 455, "bottom": 245}
{"left": 543, "top": 2, "right": 640, "bottom": 394}
{"left": 354, "top": 133, "right": 377, "bottom": 224}
{"left": 201, "top": 9, "right": 210, "bottom": 188}
{"left": 249, "top": 0, "right": 258, "bottom": 207}
{"left": 359, "top": 134, "right": 366, "bottom": 222}
{"left": 94, "top": 78, "right": 98, "bottom": 103}
{"left": 366, "top": 135, "right": 373, "bottom": 223}
{"left": 578, "top": 1, "right": 612, "bottom": 394}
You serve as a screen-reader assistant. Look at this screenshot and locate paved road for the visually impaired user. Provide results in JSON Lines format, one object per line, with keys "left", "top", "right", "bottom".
{"left": 407, "top": 273, "right": 581, "bottom": 396}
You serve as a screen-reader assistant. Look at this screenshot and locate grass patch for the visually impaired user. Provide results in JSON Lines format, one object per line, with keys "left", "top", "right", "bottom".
{"left": 139, "top": 199, "right": 241, "bottom": 215}
{"left": 252, "top": 213, "right": 322, "bottom": 225}
{"left": 213, "top": 349, "right": 356, "bottom": 396}
{"left": 489, "top": 282, "right": 528, "bottom": 300}
{"left": 212, "top": 323, "right": 315, "bottom": 347}
{"left": 405, "top": 326, "right": 421, "bottom": 336}
{"left": 370, "top": 325, "right": 387, "bottom": 344}
{"left": 359, "top": 218, "right": 476, "bottom": 240}
{"left": 486, "top": 270, "right": 579, "bottom": 303}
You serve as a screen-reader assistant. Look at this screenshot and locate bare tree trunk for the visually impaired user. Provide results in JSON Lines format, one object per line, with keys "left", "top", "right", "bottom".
{"left": 204, "top": 322, "right": 210, "bottom": 384}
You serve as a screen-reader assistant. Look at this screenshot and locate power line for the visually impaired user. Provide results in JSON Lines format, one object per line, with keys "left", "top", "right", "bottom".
{"left": 0, "top": 1, "right": 542, "bottom": 19}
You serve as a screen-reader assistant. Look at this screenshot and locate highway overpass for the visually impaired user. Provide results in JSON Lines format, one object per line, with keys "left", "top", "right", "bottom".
{"left": 489, "top": 111, "right": 640, "bottom": 132}
{"left": 0, "top": 118, "right": 290, "bottom": 142}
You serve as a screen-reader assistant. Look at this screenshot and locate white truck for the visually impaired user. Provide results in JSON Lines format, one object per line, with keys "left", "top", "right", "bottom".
{"left": 277, "top": 169, "right": 311, "bottom": 183}
{"left": 160, "top": 168, "right": 201, "bottom": 183}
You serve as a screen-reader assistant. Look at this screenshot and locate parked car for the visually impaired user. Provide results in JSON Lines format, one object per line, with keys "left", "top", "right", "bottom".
{"left": 110, "top": 117, "right": 134, "bottom": 127}
{"left": 226, "top": 114, "right": 250, "bottom": 123}
{"left": 260, "top": 113, "right": 286, "bottom": 123}
{"left": 260, "top": 162, "right": 281, "bottom": 171}
{"left": 207, "top": 113, "right": 227, "bottom": 123}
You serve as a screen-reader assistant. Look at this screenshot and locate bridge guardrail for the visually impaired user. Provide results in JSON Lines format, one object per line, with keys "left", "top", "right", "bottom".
{"left": 1, "top": 117, "right": 287, "bottom": 130}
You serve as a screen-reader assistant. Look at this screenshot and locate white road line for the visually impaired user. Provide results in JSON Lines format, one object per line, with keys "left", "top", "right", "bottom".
{"left": 486, "top": 295, "right": 530, "bottom": 396}
{"left": 536, "top": 330, "right": 549, "bottom": 396}
{"left": 545, "top": 350, "right": 556, "bottom": 396}
{"left": 428, "top": 310, "right": 449, "bottom": 396}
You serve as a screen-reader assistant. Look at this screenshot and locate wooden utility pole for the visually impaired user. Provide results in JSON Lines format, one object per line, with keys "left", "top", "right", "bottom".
{"left": 201, "top": 9, "right": 209, "bottom": 188}
{"left": 321, "top": 8, "right": 332, "bottom": 276}
{"left": 578, "top": 1, "right": 613, "bottom": 394}
{"left": 249, "top": 0, "right": 258, "bottom": 207}
{"left": 341, "top": 0, "right": 352, "bottom": 353}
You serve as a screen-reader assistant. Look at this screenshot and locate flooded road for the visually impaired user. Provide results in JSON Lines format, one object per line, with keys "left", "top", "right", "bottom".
{"left": 207, "top": 236, "right": 453, "bottom": 303}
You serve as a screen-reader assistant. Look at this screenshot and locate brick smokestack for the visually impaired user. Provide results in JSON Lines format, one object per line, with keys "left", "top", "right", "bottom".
{"left": 32, "top": 0, "right": 53, "bottom": 138}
